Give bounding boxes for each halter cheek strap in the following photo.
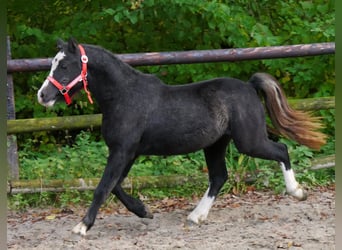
[47,45,93,105]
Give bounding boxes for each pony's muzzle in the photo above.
[37,87,57,107]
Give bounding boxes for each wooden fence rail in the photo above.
[7,175,208,194]
[7,42,335,72]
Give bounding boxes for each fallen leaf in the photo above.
[231,203,240,208]
[45,214,56,220]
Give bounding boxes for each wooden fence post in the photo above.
[7,36,19,180]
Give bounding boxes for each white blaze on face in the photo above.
[37,51,66,107]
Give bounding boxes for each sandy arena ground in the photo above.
[8,186,335,250]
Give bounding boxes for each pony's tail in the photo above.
[249,72,327,150]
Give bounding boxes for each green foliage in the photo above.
[8,190,94,210]
[130,152,205,177]
[18,131,206,181]
[19,131,108,180]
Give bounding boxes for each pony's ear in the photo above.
[56,38,64,50]
[67,37,78,53]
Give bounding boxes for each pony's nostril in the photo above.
[40,92,44,98]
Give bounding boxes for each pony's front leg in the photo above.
[72,150,129,236]
[112,184,153,218]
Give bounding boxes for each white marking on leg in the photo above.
[187,188,215,224]
[280,162,307,201]
[72,221,87,236]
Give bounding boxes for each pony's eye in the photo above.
[61,63,67,69]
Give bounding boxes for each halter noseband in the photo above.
[47,45,93,105]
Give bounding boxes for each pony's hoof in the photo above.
[289,185,307,201]
[72,222,88,236]
[185,219,198,227]
[144,207,154,219]
[187,212,206,225]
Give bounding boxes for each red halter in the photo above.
[47,45,93,105]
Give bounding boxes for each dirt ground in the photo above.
[7,186,335,250]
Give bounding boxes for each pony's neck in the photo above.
[85,44,141,80]
[82,44,144,106]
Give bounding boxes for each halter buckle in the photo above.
[60,88,68,95]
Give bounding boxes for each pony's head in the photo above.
[37,38,92,107]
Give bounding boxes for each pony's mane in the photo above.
[83,44,142,77]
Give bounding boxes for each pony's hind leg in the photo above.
[234,132,307,201]
[187,136,230,224]
[257,141,306,201]
[230,98,307,201]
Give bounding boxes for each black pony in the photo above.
[37,39,326,236]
